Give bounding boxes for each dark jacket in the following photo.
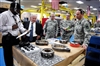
[23,21,43,36]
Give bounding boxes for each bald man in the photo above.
[23,14,43,42]
[74,9,91,49]
[43,13,58,39]
[60,13,74,41]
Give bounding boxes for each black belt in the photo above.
[0,43,2,46]
[2,34,20,45]
[3,34,17,38]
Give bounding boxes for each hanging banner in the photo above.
[42,18,48,27]
[98,10,100,18]
[51,0,59,10]
[87,5,90,16]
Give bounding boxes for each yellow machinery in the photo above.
[21,0,96,23]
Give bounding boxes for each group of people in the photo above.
[0,2,98,66]
[44,9,91,49]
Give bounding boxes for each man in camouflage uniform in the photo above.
[43,13,58,39]
[74,9,91,49]
[60,13,74,41]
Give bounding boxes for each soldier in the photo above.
[60,13,74,41]
[73,9,91,49]
[43,13,58,39]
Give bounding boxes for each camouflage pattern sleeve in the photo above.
[60,20,64,30]
[68,21,74,32]
[83,20,91,45]
[55,20,58,37]
[43,19,48,34]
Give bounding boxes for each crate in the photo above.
[85,36,100,66]
[86,47,100,62]
[85,58,100,66]
[89,36,100,45]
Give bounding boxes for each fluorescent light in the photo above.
[90,6,93,8]
[74,7,79,10]
[91,12,94,14]
[93,8,97,10]
[31,5,37,8]
[49,0,52,2]
[76,1,84,4]
[0,1,11,3]
[38,3,42,5]
[62,3,68,6]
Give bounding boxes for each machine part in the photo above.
[35,40,48,45]
[20,44,40,54]
[16,45,64,66]
[28,45,35,50]
[19,41,30,47]
[52,44,70,52]
[41,48,54,58]
[70,41,80,47]
[59,40,68,44]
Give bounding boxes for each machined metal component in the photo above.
[20,44,40,54]
[52,44,70,52]
[59,40,68,44]
[19,41,30,47]
[35,40,48,45]
[41,48,54,58]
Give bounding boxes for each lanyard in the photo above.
[12,16,18,25]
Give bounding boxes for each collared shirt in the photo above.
[43,18,58,39]
[0,14,2,32]
[60,19,74,32]
[74,18,91,44]
[0,10,26,36]
[27,22,37,37]
[43,18,58,36]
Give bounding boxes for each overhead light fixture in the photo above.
[91,12,94,14]
[49,0,52,2]
[62,3,68,7]
[76,1,84,4]
[55,12,61,14]
[1,0,12,3]
[38,3,42,5]
[31,5,37,8]
[62,11,66,13]
[90,6,93,8]
[74,7,79,10]
[93,8,97,10]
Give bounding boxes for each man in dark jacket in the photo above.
[23,14,43,42]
